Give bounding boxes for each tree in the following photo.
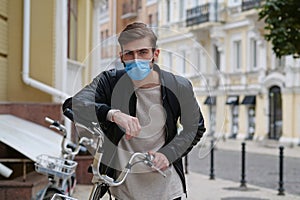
[258,0,300,58]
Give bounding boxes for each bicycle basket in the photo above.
[35,154,78,179]
[51,193,78,200]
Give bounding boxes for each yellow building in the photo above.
[0,0,101,197]
[0,0,101,103]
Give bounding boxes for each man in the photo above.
[63,22,205,200]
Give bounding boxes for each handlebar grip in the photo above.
[145,153,167,177]
[63,108,74,122]
[45,117,55,124]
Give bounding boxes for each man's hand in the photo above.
[148,151,170,171]
[113,111,141,140]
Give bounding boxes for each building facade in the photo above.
[158,0,300,145]
[97,0,300,145]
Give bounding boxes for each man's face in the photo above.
[120,38,159,64]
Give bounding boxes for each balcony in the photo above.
[186,3,210,27]
[186,2,223,27]
[242,0,262,11]
[121,0,138,19]
[227,0,262,14]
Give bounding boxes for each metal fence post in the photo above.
[240,142,247,188]
[209,139,215,180]
[278,146,285,195]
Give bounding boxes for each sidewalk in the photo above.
[72,139,300,199]
[199,137,300,158]
[186,172,300,200]
[72,172,300,200]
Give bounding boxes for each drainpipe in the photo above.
[22,0,69,101]
[23,0,72,138]
[112,0,117,55]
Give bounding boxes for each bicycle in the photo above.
[61,108,167,200]
[34,116,92,200]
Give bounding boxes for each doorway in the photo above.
[268,86,282,140]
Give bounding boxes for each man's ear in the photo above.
[153,48,160,62]
[119,52,123,60]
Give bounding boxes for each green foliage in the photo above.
[258,0,300,58]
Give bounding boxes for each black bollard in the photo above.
[209,140,215,180]
[185,155,188,174]
[278,146,285,195]
[240,142,247,188]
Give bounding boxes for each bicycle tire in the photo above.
[90,185,103,200]
[43,188,63,200]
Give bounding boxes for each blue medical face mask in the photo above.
[124,58,153,80]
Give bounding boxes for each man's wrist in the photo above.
[107,109,121,122]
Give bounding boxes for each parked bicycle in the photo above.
[57,108,167,200]
[34,117,92,200]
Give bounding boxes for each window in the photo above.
[163,51,173,70]
[231,105,239,138]
[67,0,78,60]
[180,50,186,74]
[247,106,255,139]
[105,29,109,38]
[179,0,185,19]
[101,31,104,57]
[214,45,220,70]
[196,49,201,71]
[166,0,170,22]
[275,57,285,69]
[149,14,153,26]
[138,0,142,9]
[100,0,109,13]
[250,38,257,69]
[233,40,241,70]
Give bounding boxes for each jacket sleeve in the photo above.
[63,71,114,125]
[158,77,206,163]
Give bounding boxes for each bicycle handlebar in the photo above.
[45,116,92,158]
[93,152,166,187]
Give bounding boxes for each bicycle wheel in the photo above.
[90,185,104,200]
[43,188,63,200]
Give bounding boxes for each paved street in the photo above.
[188,138,300,196]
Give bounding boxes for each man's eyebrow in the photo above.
[122,47,152,52]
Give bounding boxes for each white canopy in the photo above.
[0,114,62,162]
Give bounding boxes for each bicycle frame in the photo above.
[73,119,166,200]
[61,108,167,200]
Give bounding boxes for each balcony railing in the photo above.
[122,0,138,19]
[242,0,261,11]
[186,3,210,27]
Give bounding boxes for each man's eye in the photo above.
[139,50,149,54]
[124,51,133,56]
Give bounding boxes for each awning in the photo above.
[226,96,239,105]
[241,95,256,105]
[0,115,63,162]
[204,96,216,105]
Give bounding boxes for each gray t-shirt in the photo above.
[110,85,183,200]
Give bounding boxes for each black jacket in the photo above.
[63,64,206,195]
